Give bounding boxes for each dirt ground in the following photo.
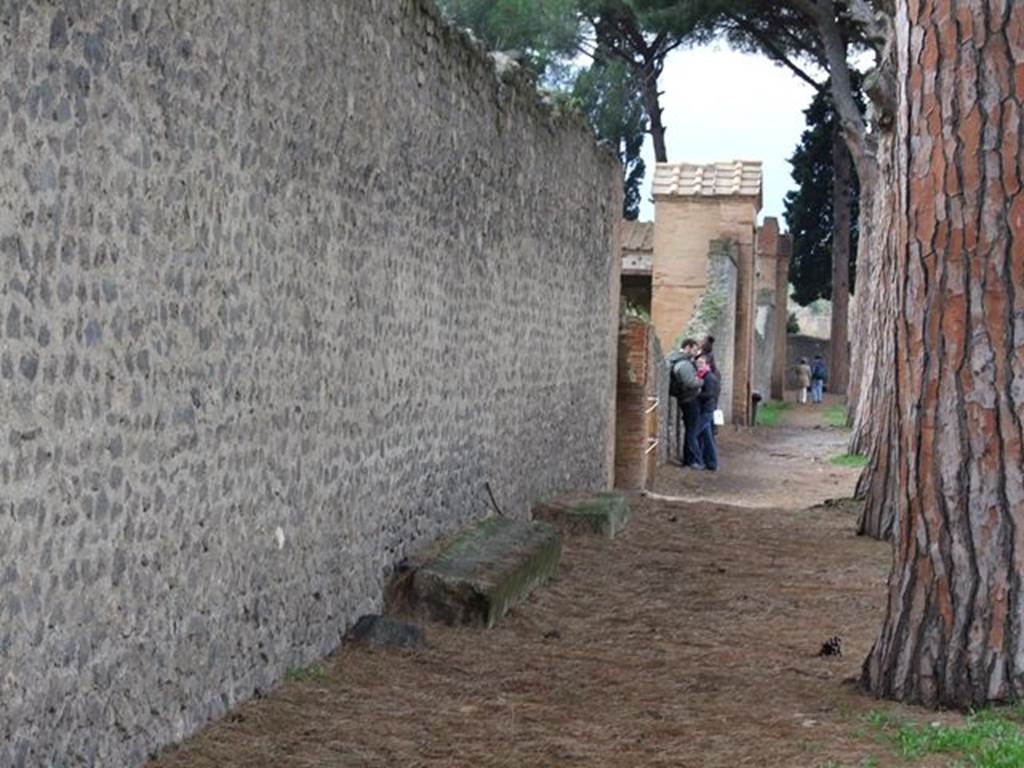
[151,399,960,768]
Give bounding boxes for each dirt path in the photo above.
[151,404,953,768]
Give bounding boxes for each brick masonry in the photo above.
[614,317,657,489]
[650,167,760,425]
[754,217,789,401]
[0,1,620,764]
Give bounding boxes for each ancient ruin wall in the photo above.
[684,240,738,424]
[0,1,620,764]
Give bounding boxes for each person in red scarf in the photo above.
[694,354,719,471]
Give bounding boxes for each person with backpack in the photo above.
[666,338,704,467]
[810,354,828,404]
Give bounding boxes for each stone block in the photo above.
[533,491,630,538]
[347,615,427,650]
[410,517,561,628]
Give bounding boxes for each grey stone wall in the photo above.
[684,239,737,424]
[787,334,832,389]
[753,287,776,398]
[0,1,619,765]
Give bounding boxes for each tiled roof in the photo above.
[621,220,653,253]
[652,161,762,205]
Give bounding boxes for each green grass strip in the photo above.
[823,403,849,428]
[829,452,869,468]
[755,400,790,427]
[866,708,1024,767]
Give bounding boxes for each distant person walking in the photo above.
[667,338,703,467]
[694,354,719,471]
[795,357,812,404]
[810,354,828,404]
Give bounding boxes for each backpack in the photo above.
[669,358,701,402]
[812,360,827,381]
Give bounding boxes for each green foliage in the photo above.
[286,663,328,682]
[437,0,696,214]
[755,400,790,427]
[784,81,863,306]
[573,58,648,219]
[786,311,800,334]
[438,0,581,76]
[684,279,727,340]
[829,452,868,467]
[867,708,1024,767]
[823,403,848,428]
[622,297,652,322]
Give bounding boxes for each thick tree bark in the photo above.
[849,129,899,540]
[829,129,852,395]
[862,0,1024,708]
[831,0,899,541]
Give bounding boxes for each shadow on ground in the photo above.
[150,402,956,768]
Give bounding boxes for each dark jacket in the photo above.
[666,350,701,403]
[697,370,720,413]
[811,359,828,381]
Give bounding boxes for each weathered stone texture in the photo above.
[753,218,790,402]
[684,240,737,424]
[533,491,629,538]
[0,1,618,765]
[408,516,561,627]
[650,179,760,424]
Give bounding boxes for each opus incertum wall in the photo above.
[0,1,620,764]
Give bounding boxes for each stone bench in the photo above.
[408,516,561,628]
[532,491,630,538]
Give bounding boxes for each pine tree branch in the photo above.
[725,12,824,92]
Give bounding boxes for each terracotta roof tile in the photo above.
[621,220,654,253]
[652,161,763,206]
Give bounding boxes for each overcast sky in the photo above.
[638,44,818,226]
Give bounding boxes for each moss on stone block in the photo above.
[410,517,561,628]
[533,491,630,539]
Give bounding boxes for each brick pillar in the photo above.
[615,318,657,490]
[771,233,792,401]
[754,218,780,400]
[730,223,758,425]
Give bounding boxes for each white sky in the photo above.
[638,44,818,225]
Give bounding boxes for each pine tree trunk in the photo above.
[829,130,852,395]
[640,64,667,163]
[850,127,900,541]
[862,1,1024,707]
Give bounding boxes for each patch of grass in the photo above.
[829,453,870,468]
[866,708,1024,767]
[755,400,790,427]
[286,663,328,682]
[824,403,849,428]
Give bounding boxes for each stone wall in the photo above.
[0,1,620,765]
[650,194,758,425]
[770,232,791,400]
[787,335,832,389]
[684,240,738,425]
[753,286,774,398]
